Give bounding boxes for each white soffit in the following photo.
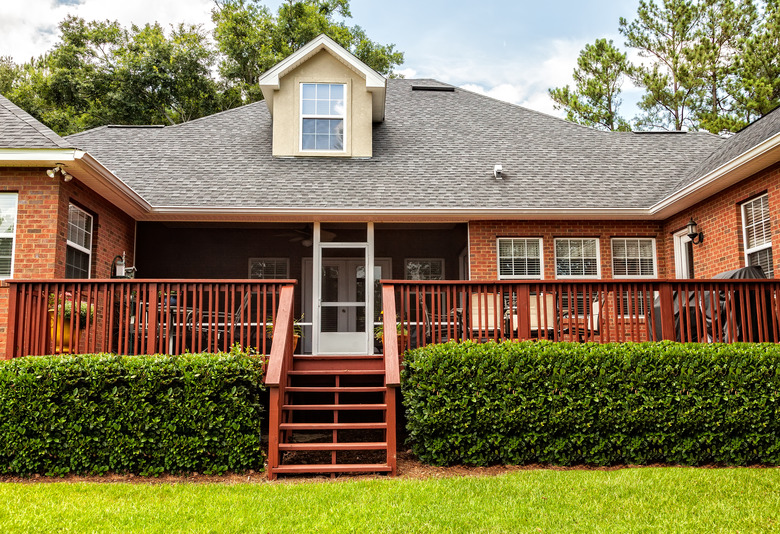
[258,34,387,122]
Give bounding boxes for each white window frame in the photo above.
[404,258,445,280]
[610,238,658,279]
[66,203,93,279]
[554,238,601,279]
[741,193,773,276]
[299,82,347,153]
[0,193,18,280]
[496,237,543,279]
[248,258,290,279]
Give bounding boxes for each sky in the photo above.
[0,0,643,119]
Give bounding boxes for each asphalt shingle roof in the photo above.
[66,79,726,211]
[0,94,71,149]
[671,105,780,194]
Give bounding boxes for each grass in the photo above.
[1,468,778,533]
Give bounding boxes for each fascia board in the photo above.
[650,131,780,219]
[0,148,78,164]
[142,206,652,222]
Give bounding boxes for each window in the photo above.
[0,193,18,278]
[555,238,600,278]
[611,238,657,278]
[248,258,289,279]
[742,194,773,277]
[497,238,542,279]
[301,83,345,151]
[405,258,444,280]
[65,204,93,279]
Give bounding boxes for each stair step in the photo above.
[279,422,387,430]
[279,442,387,451]
[286,386,386,393]
[288,370,384,376]
[272,464,392,474]
[294,355,382,360]
[293,355,383,371]
[283,403,387,411]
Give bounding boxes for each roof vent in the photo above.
[411,85,455,92]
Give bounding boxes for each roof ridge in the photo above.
[0,93,72,148]
[168,101,267,128]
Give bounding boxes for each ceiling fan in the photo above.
[274,224,336,246]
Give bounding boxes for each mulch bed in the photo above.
[0,452,764,485]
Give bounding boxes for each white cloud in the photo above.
[0,0,214,63]
[395,67,417,79]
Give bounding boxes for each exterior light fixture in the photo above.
[686,218,704,245]
[46,164,72,182]
[493,164,503,179]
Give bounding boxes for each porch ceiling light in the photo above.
[686,218,704,245]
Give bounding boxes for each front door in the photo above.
[312,223,375,355]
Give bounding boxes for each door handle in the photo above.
[341,308,346,313]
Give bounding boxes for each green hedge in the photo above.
[402,341,780,466]
[0,349,266,476]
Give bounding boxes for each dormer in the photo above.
[258,34,387,158]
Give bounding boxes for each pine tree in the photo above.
[548,39,633,131]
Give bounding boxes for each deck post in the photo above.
[5,282,18,359]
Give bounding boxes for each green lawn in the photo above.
[1,468,778,533]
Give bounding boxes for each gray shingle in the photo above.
[671,105,780,194]
[66,79,725,211]
[0,94,72,149]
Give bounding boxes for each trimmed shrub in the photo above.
[0,349,266,476]
[402,340,780,466]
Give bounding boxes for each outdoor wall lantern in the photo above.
[686,218,704,245]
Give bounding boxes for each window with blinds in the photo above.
[742,194,773,277]
[404,258,444,280]
[497,238,542,279]
[248,258,289,279]
[0,193,18,278]
[66,204,93,279]
[555,238,600,278]
[611,238,657,278]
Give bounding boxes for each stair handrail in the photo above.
[264,283,296,478]
[381,284,401,387]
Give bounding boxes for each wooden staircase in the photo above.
[265,286,401,479]
[269,354,396,477]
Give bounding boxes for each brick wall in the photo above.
[469,220,667,280]
[660,161,780,278]
[0,167,136,356]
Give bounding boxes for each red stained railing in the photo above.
[264,284,296,479]
[381,279,780,350]
[5,279,296,358]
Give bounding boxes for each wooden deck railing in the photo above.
[382,279,780,350]
[5,279,296,358]
[264,284,296,479]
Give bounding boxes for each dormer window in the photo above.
[301,83,346,151]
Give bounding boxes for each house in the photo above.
[1,34,779,476]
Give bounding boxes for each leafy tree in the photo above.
[548,39,633,131]
[212,0,404,103]
[620,0,704,130]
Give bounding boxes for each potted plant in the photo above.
[374,312,408,353]
[266,314,304,351]
[48,292,94,353]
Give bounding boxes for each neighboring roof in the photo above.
[0,94,72,149]
[671,105,780,194]
[258,34,387,122]
[66,78,724,216]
